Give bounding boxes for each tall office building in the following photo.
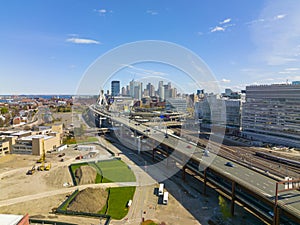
[111,81,120,97]
[121,87,126,96]
[146,83,155,96]
[158,81,165,100]
[242,83,300,147]
[129,80,143,100]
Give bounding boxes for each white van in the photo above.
[158,183,164,196]
[163,192,169,205]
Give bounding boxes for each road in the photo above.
[90,105,300,223]
[0,181,137,208]
[97,136,158,224]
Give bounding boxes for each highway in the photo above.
[177,128,300,179]
[90,104,300,224]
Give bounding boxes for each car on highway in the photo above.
[225,162,234,167]
[58,153,65,157]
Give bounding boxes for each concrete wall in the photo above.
[32,137,43,155]
[32,134,61,155]
[0,140,10,156]
[5,136,17,153]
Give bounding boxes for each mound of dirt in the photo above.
[75,165,97,185]
[45,166,72,188]
[68,188,108,213]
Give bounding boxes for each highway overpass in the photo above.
[89,104,300,225]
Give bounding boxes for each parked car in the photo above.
[225,162,234,167]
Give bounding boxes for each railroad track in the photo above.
[173,128,300,179]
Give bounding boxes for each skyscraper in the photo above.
[158,81,165,100]
[146,82,155,96]
[129,80,143,100]
[111,81,120,97]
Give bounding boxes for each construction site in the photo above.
[0,134,268,225]
[0,109,271,225]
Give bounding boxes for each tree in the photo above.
[0,107,8,114]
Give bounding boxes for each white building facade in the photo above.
[242,83,300,148]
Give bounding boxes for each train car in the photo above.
[255,151,300,168]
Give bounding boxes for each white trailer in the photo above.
[163,191,168,205]
[158,183,164,196]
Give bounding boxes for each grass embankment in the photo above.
[58,187,135,220]
[100,186,136,220]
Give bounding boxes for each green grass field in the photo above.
[69,159,136,185]
[95,159,136,183]
[105,186,136,220]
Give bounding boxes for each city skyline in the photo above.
[108,79,179,100]
[1,1,300,94]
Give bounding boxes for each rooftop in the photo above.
[0,214,23,225]
[19,135,54,141]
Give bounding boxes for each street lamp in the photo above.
[137,136,141,154]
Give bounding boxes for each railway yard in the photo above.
[173,128,300,180]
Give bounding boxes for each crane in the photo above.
[37,140,51,171]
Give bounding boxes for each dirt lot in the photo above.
[0,135,261,225]
[68,187,108,213]
[75,165,97,185]
[0,151,77,201]
[0,193,101,225]
[45,165,73,188]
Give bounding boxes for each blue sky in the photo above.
[1,0,300,94]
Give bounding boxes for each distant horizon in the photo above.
[2,80,300,96]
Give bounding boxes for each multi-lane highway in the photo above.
[90,104,300,225]
[176,128,300,179]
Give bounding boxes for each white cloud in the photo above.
[285,67,299,71]
[278,67,300,74]
[66,38,100,44]
[146,10,158,15]
[211,26,225,32]
[223,23,235,28]
[220,18,231,24]
[250,0,300,65]
[210,19,234,33]
[95,9,112,15]
[98,9,106,13]
[121,64,167,76]
[221,78,231,83]
[274,14,287,20]
[278,71,293,74]
[246,18,265,25]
